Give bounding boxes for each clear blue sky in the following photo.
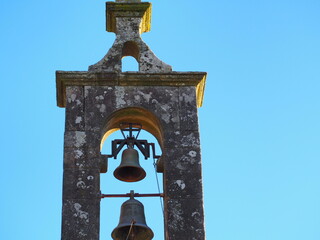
[1,0,320,239]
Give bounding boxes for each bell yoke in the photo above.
[107,122,160,182]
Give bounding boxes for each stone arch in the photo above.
[122,41,140,61]
[100,107,164,151]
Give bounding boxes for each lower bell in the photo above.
[111,197,154,240]
[113,148,146,182]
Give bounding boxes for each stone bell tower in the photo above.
[56,0,207,239]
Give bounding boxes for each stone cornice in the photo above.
[56,71,207,108]
[106,2,152,33]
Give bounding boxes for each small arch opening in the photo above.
[121,41,140,72]
[122,41,139,60]
[122,56,139,72]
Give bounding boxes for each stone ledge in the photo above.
[56,71,207,108]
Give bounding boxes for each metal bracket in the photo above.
[107,122,161,160]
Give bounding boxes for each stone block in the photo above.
[64,131,86,148]
[163,130,201,149]
[62,169,100,200]
[163,147,203,199]
[63,147,85,169]
[62,199,100,240]
[179,86,199,131]
[65,86,85,131]
[163,146,202,171]
[161,129,181,149]
[164,172,203,199]
[165,198,205,240]
[85,130,103,148]
[112,86,137,110]
[63,147,102,170]
[84,86,115,132]
[109,86,180,130]
[84,85,182,136]
[143,86,180,130]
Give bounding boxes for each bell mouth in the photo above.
[111,198,154,240]
[113,166,146,182]
[111,225,154,240]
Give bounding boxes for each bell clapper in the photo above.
[126,219,136,240]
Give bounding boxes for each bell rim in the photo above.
[111,224,154,239]
[113,166,146,182]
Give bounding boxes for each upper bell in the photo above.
[111,197,154,240]
[113,148,146,182]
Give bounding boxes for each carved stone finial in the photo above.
[89,1,172,73]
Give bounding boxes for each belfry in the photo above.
[56,0,207,239]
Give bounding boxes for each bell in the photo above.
[111,197,154,240]
[113,148,146,182]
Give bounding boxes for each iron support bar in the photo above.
[101,193,164,199]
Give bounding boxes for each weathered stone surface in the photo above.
[62,169,100,200]
[65,86,85,131]
[64,131,87,149]
[63,147,102,170]
[85,130,103,148]
[107,1,150,33]
[163,147,203,199]
[56,71,206,108]
[164,147,202,172]
[179,86,199,131]
[85,86,181,132]
[64,147,85,169]
[166,199,205,240]
[163,130,201,149]
[165,173,203,200]
[90,2,171,73]
[137,86,180,130]
[84,86,115,132]
[62,199,100,240]
[89,16,171,72]
[115,0,142,4]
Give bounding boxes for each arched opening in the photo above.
[122,41,139,59]
[122,56,139,72]
[121,41,140,72]
[100,107,163,150]
[100,107,164,240]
